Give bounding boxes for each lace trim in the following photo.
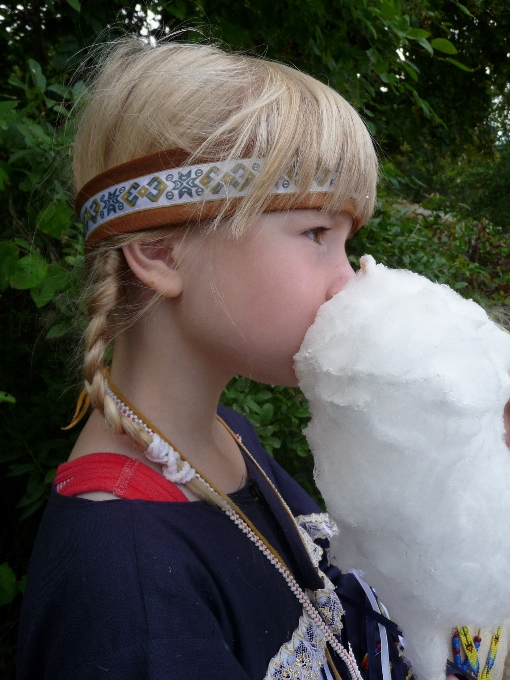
[298,525,324,569]
[308,587,344,637]
[295,513,339,542]
[264,608,328,680]
[265,513,345,679]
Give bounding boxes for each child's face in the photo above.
[176,209,355,387]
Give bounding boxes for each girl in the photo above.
[18,38,441,680]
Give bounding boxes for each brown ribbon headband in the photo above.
[76,148,360,247]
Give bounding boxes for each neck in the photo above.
[73,298,248,494]
[111,319,229,458]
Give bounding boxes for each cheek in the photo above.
[239,265,326,358]
[238,255,321,321]
[180,238,325,373]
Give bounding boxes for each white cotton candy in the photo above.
[294,255,510,680]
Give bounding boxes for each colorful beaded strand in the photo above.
[458,627,480,677]
[452,629,462,668]
[480,627,502,680]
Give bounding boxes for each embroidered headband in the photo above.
[75,147,359,246]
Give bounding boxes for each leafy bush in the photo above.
[435,143,510,232]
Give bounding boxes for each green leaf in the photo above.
[30,265,72,307]
[0,391,16,404]
[406,28,430,39]
[13,238,32,251]
[8,464,35,477]
[167,0,188,19]
[259,403,274,426]
[456,2,474,17]
[431,38,458,55]
[15,121,52,147]
[44,468,57,484]
[380,1,399,20]
[0,100,18,114]
[265,436,281,450]
[47,83,71,98]
[28,59,46,91]
[8,76,28,93]
[417,38,433,55]
[244,397,261,414]
[365,120,376,135]
[402,63,419,82]
[36,202,74,238]
[66,0,81,11]
[45,322,70,339]
[16,485,47,508]
[0,563,19,606]
[0,100,18,129]
[0,242,18,291]
[10,253,47,290]
[446,58,472,72]
[52,105,70,117]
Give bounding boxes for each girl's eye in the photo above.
[305,227,329,244]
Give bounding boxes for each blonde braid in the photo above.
[83,246,151,449]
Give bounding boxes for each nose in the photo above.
[326,259,356,301]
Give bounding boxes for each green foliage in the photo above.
[350,195,510,304]
[0,63,86,678]
[0,563,25,606]
[0,391,15,403]
[435,143,510,232]
[1,0,509,183]
[0,60,85,339]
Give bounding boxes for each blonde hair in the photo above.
[74,37,378,498]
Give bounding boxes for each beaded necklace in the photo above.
[104,377,363,680]
[453,627,502,680]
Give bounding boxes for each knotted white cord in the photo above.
[145,433,195,484]
[105,384,196,485]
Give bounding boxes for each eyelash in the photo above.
[304,227,329,244]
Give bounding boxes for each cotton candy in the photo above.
[294,255,510,680]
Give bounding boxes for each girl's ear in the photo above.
[122,240,183,298]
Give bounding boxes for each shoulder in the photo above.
[19,490,234,676]
[25,490,149,601]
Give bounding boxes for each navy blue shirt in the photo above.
[17,407,411,680]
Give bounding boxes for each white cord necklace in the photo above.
[105,382,363,680]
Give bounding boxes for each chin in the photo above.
[241,362,299,388]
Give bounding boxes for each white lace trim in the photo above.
[295,513,339,542]
[308,587,344,637]
[265,513,345,680]
[264,608,328,680]
[298,525,325,569]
